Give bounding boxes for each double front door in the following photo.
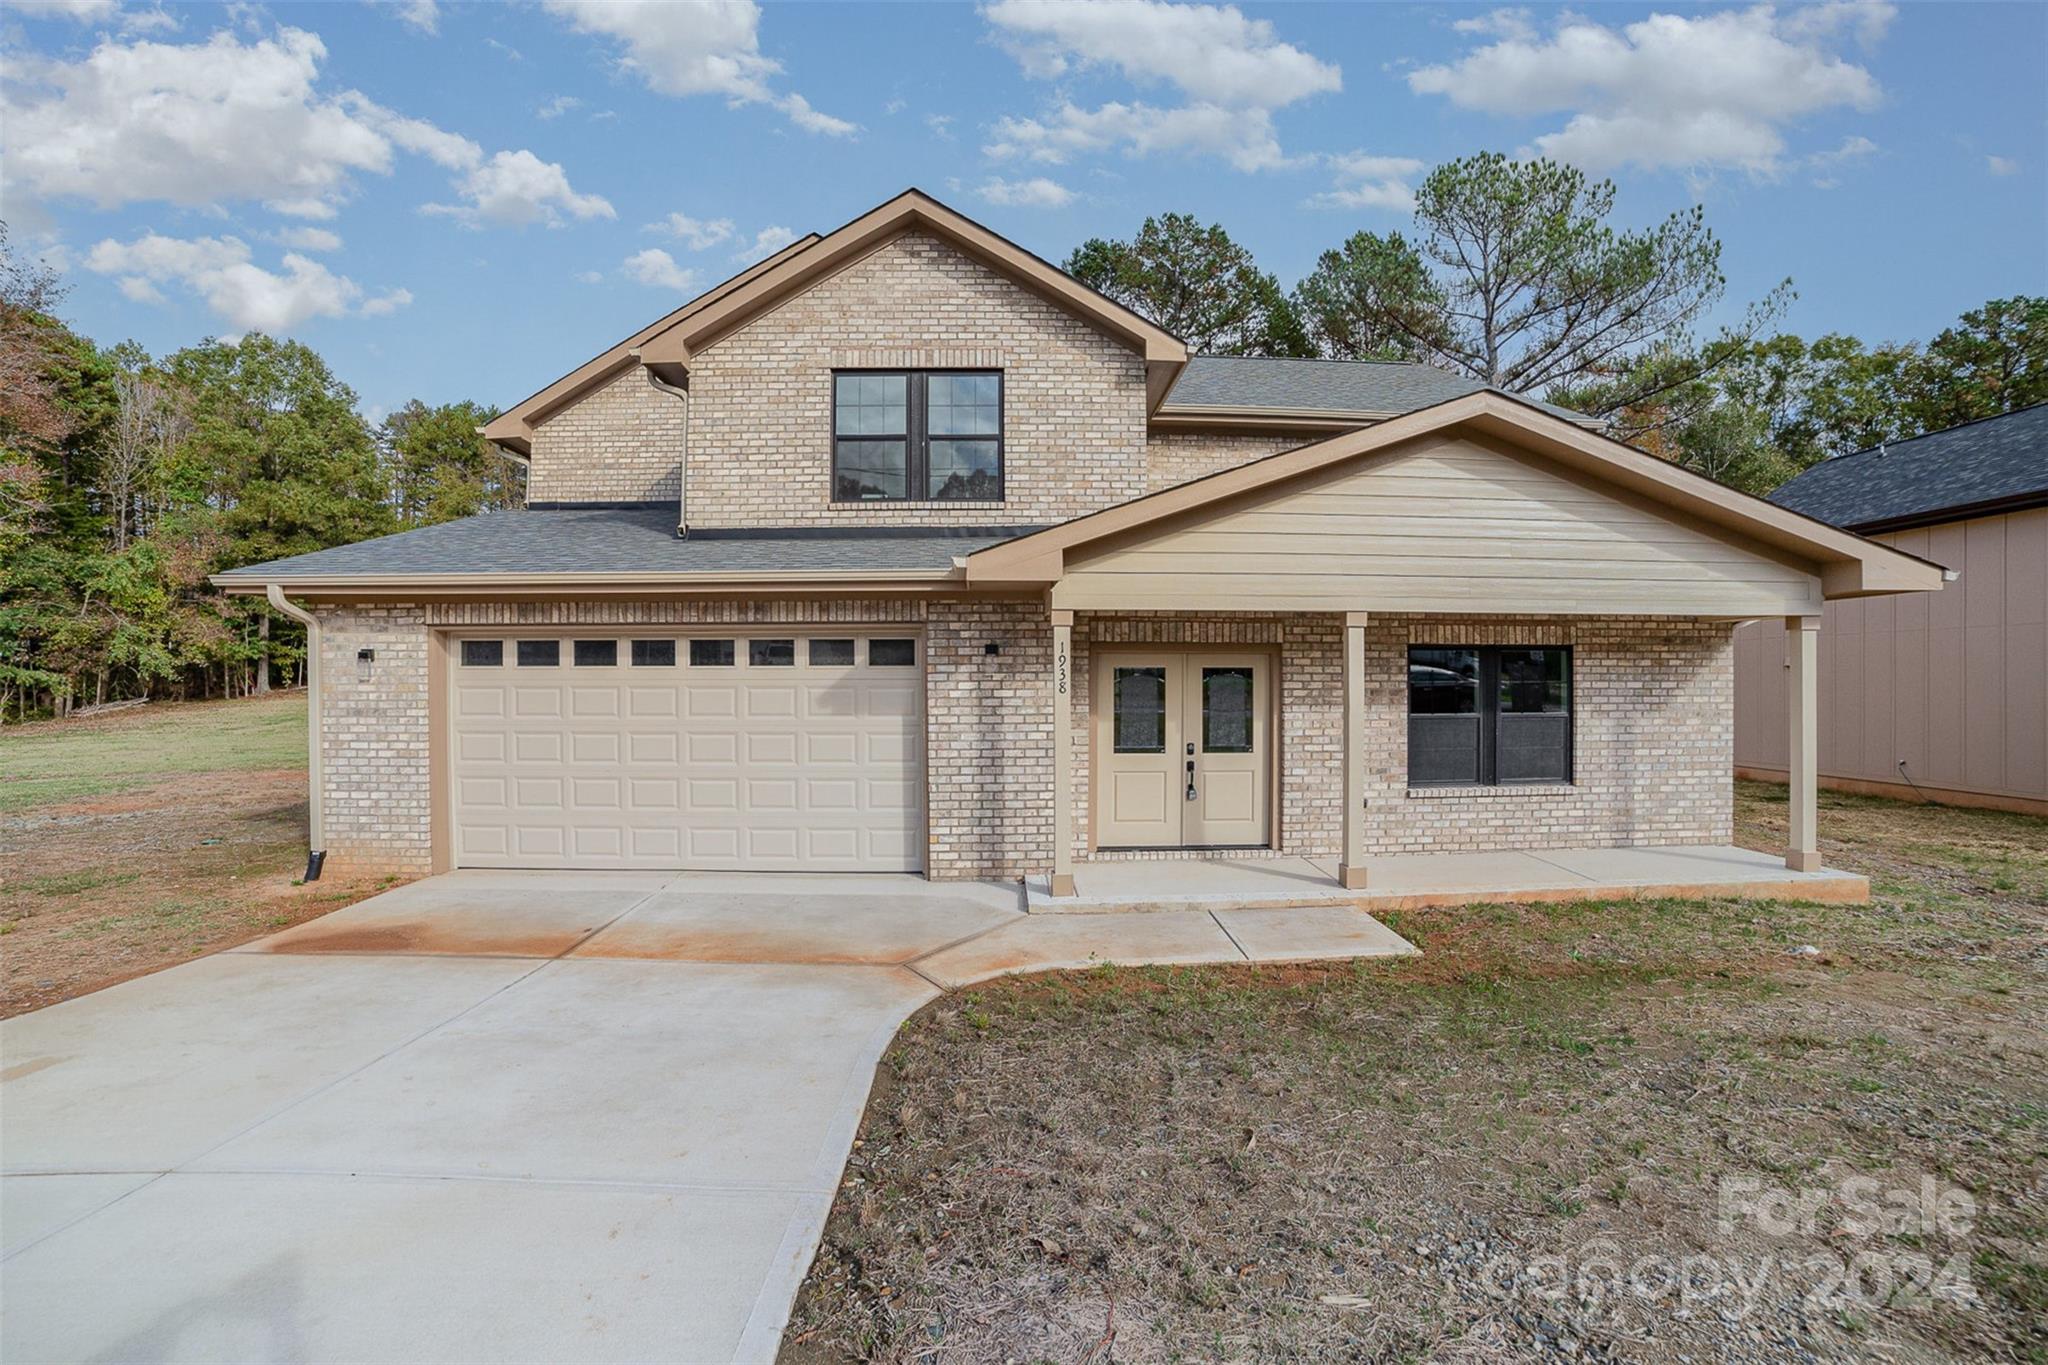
[1094,651,1272,849]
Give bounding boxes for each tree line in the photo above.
[4,153,2041,720]
[1069,154,2044,495]
[0,227,518,721]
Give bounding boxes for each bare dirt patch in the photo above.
[783,787,2047,1363]
[1,696,400,1016]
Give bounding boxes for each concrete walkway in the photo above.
[0,872,1414,1363]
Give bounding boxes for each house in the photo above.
[215,189,1945,894]
[1734,406,2047,815]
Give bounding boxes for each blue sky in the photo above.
[5,0,2044,421]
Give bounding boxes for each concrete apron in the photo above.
[0,871,1415,1365]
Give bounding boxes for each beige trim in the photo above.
[968,391,1947,600]
[428,631,452,875]
[628,190,1188,409]
[265,585,322,855]
[481,233,823,451]
[1786,615,1821,871]
[1051,614,1075,897]
[1338,612,1368,888]
[216,568,966,598]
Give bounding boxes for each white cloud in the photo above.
[982,0,1338,171]
[732,226,798,264]
[6,0,119,19]
[1409,5,1893,175]
[976,176,1076,208]
[926,113,955,139]
[118,6,180,34]
[1987,155,2018,176]
[84,232,403,331]
[1451,8,1535,42]
[986,101,1292,173]
[394,0,439,35]
[536,94,581,120]
[1307,151,1426,210]
[541,0,856,136]
[575,269,605,284]
[647,212,736,250]
[0,27,612,226]
[271,226,343,251]
[622,247,698,292]
[425,149,616,227]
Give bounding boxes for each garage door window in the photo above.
[517,640,559,667]
[631,640,676,667]
[461,640,502,667]
[573,640,618,667]
[870,638,916,667]
[809,638,856,666]
[749,639,796,667]
[690,639,735,667]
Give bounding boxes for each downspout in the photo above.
[643,366,690,538]
[266,584,326,882]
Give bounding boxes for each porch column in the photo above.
[1050,609,1076,897]
[1338,612,1369,889]
[1785,614,1821,872]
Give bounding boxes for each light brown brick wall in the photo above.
[528,366,684,505]
[1143,431,1309,491]
[685,230,1148,528]
[311,597,1731,879]
[316,603,433,874]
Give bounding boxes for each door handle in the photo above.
[1185,757,1197,802]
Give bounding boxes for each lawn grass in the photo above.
[1,693,394,1015]
[0,694,308,812]
[785,785,2048,1364]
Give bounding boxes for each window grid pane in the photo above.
[1201,667,1254,753]
[631,639,675,667]
[516,640,559,667]
[809,638,856,666]
[1113,667,1167,753]
[573,639,617,667]
[869,638,916,667]
[460,640,503,667]
[749,638,796,667]
[689,639,735,667]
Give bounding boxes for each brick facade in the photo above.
[309,600,1731,879]
[1144,431,1309,491]
[682,230,1149,528]
[528,367,685,505]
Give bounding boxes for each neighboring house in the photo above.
[1734,406,2048,815]
[215,190,1943,891]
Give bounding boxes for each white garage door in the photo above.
[449,632,924,871]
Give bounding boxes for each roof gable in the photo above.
[969,391,1947,602]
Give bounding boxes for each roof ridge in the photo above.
[1806,401,2048,469]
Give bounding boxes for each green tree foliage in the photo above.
[1905,296,2047,431]
[1065,213,1312,356]
[1292,154,1787,417]
[383,398,518,527]
[0,228,516,720]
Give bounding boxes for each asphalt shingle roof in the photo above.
[1766,404,2048,531]
[1162,354,1595,424]
[219,507,1035,580]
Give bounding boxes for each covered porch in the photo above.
[1026,842,1867,914]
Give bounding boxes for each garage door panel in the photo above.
[453,633,924,872]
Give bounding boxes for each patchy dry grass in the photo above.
[785,785,2047,1364]
[0,694,400,1017]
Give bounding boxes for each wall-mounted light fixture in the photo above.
[356,647,375,682]
[984,642,1002,656]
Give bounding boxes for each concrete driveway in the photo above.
[2,871,1412,1362]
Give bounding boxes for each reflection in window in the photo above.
[749,639,796,667]
[1407,647,1479,714]
[1499,648,1570,713]
[1202,667,1254,752]
[809,638,856,666]
[631,640,676,667]
[1113,667,1167,753]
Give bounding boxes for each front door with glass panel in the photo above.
[1094,651,1271,849]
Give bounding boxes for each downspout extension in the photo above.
[644,367,690,539]
[266,584,326,882]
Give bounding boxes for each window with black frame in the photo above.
[1407,646,1571,785]
[833,370,1001,502]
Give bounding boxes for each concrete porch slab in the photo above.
[1215,905,1422,964]
[1029,844,1867,914]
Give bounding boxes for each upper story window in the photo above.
[833,370,1003,503]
